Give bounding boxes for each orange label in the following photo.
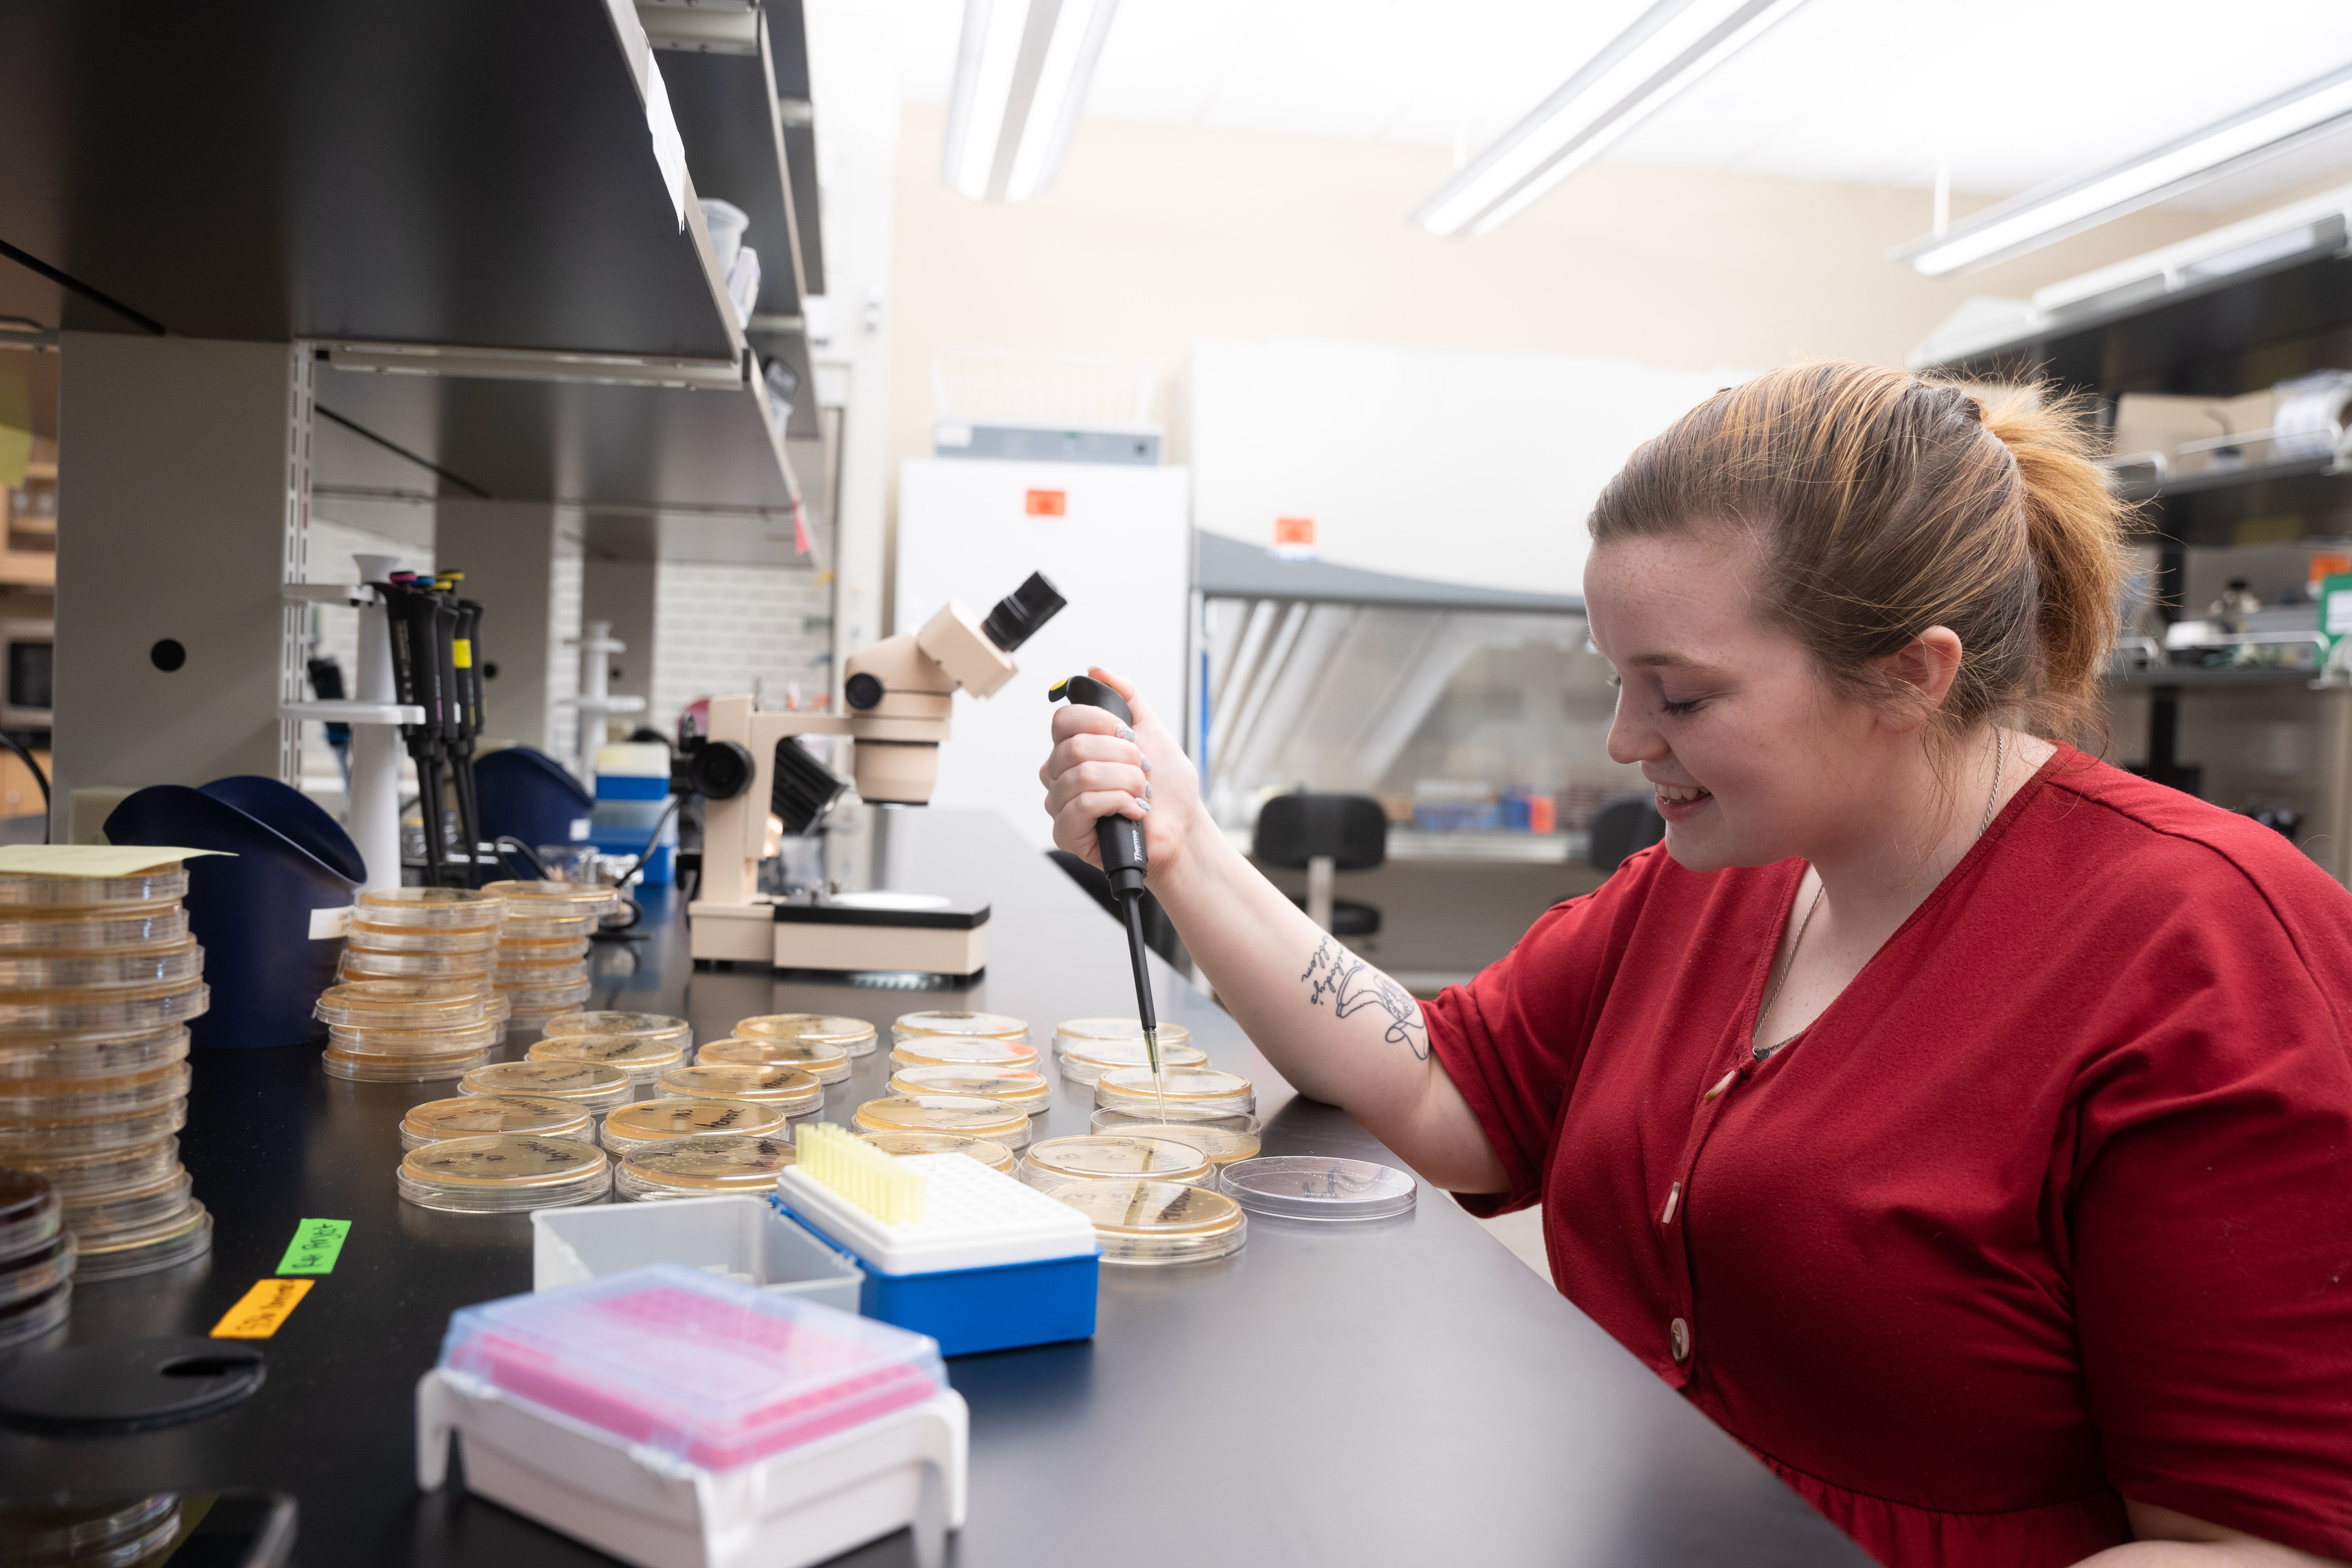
[211,1278,313,1339]
[1273,516,1316,548]
[1025,489,1066,517]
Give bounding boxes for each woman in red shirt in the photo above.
[1040,362,2352,1568]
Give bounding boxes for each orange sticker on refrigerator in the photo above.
[1025,489,1066,516]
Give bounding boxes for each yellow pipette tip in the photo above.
[795,1120,927,1224]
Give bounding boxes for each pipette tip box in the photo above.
[416,1263,966,1568]
[774,1152,1099,1357]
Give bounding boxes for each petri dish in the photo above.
[354,886,504,928]
[852,1094,1033,1151]
[1037,1177,1247,1265]
[321,1046,491,1083]
[735,1014,878,1057]
[0,904,188,949]
[73,1201,212,1280]
[0,1061,190,1121]
[8,1135,179,1198]
[1088,1107,1263,1165]
[0,939,204,992]
[0,1024,190,1082]
[501,915,599,940]
[859,1131,1017,1174]
[890,1010,1027,1045]
[62,1168,193,1235]
[655,1064,822,1117]
[495,936,591,960]
[1217,1156,1418,1221]
[616,1134,795,1201]
[527,1034,688,1081]
[0,864,185,907]
[886,1065,1050,1115]
[326,1020,501,1058]
[1021,1135,1211,1189]
[0,1493,180,1566]
[401,1094,593,1151]
[0,1099,187,1159]
[347,921,503,953]
[0,1230,75,1307]
[0,1166,60,1259]
[0,1277,73,1350]
[341,946,496,978]
[538,1011,691,1050]
[1095,1066,1256,1115]
[459,1059,634,1111]
[695,1036,851,1084]
[479,879,619,914]
[889,1035,1038,1070]
[499,980,594,1010]
[399,1136,611,1213]
[601,1097,786,1156]
[0,980,209,1037]
[314,977,490,1028]
[1055,1037,1207,1085]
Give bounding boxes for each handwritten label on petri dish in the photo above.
[211,1278,314,1339]
[275,1218,351,1276]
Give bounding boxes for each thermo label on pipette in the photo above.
[275,1218,351,1276]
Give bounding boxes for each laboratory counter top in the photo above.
[0,808,1863,1568]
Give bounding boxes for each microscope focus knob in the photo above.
[688,740,756,800]
[844,672,884,710]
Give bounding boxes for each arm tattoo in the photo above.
[1301,936,1428,1059]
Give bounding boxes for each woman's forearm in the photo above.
[1152,815,1508,1192]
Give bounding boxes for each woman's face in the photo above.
[1584,530,1905,875]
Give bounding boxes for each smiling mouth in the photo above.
[1654,783,1710,804]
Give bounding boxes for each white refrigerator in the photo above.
[894,458,1191,850]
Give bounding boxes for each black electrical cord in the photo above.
[592,794,686,941]
[493,837,550,879]
[0,733,51,843]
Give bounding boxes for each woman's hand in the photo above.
[1039,667,1210,895]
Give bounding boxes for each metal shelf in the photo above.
[2109,663,2325,688]
[279,700,423,725]
[2118,455,2352,546]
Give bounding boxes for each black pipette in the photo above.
[1048,675,1163,1104]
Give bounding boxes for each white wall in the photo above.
[1191,339,1749,599]
[647,562,834,739]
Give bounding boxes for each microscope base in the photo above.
[689,899,991,977]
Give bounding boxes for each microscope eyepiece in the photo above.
[980,571,1066,653]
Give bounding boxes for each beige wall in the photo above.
[885,103,2262,496]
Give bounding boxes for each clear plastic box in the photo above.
[435,1263,944,1471]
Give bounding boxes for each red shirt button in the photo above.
[1670,1317,1692,1362]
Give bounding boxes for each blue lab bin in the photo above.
[477,746,595,854]
[773,1198,1099,1357]
[105,776,365,1051]
[593,774,669,802]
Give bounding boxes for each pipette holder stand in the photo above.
[279,557,425,890]
[564,619,648,783]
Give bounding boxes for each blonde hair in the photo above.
[1588,361,2132,746]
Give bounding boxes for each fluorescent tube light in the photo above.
[1412,0,1810,238]
[941,0,1119,204]
[1895,63,2352,276]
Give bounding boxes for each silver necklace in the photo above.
[1751,728,2006,1062]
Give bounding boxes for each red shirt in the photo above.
[1426,749,2352,1567]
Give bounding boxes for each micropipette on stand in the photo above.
[1049,676,1165,1116]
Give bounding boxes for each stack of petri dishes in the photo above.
[890,1010,1028,1060]
[0,1167,74,1349]
[481,881,616,1031]
[0,861,213,1281]
[1051,1017,1202,1084]
[329,888,507,1082]
[734,1014,877,1061]
[527,1011,693,1090]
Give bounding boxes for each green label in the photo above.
[275,1218,351,1276]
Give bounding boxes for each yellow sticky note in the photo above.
[0,845,233,878]
[210,1278,313,1339]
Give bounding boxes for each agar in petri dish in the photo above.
[478,879,620,914]
[537,1011,691,1049]
[0,1024,190,1083]
[0,1100,188,1160]
[398,1136,611,1213]
[655,1064,822,1116]
[851,1094,1033,1151]
[1036,1177,1247,1265]
[615,1134,795,1201]
[327,1020,500,1058]
[1020,1135,1210,1189]
[886,1065,1050,1114]
[0,1061,190,1122]
[1087,1107,1262,1164]
[315,980,488,1029]
[890,1010,1027,1045]
[888,1035,1038,1070]
[734,1014,878,1057]
[0,1230,74,1307]
[71,1200,212,1280]
[525,1033,690,1080]
[1094,1066,1255,1115]
[0,904,188,949]
[0,940,205,993]
[321,1046,490,1083]
[346,922,502,953]
[355,886,505,927]
[0,1167,59,1261]
[601,1097,787,1156]
[401,1094,593,1151]
[858,1131,1017,1174]
[1054,1037,1207,1085]
[0,980,211,1038]
[0,1276,73,1349]
[458,1059,633,1111]
[60,1169,192,1236]
[341,946,497,978]
[0,865,186,907]
[6,1136,179,1198]
[696,1036,852,1083]
[1216,1156,1418,1221]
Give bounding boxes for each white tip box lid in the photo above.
[776,1154,1097,1276]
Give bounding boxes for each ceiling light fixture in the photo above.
[1895,62,2352,276]
[1411,0,1811,239]
[940,0,1120,204]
